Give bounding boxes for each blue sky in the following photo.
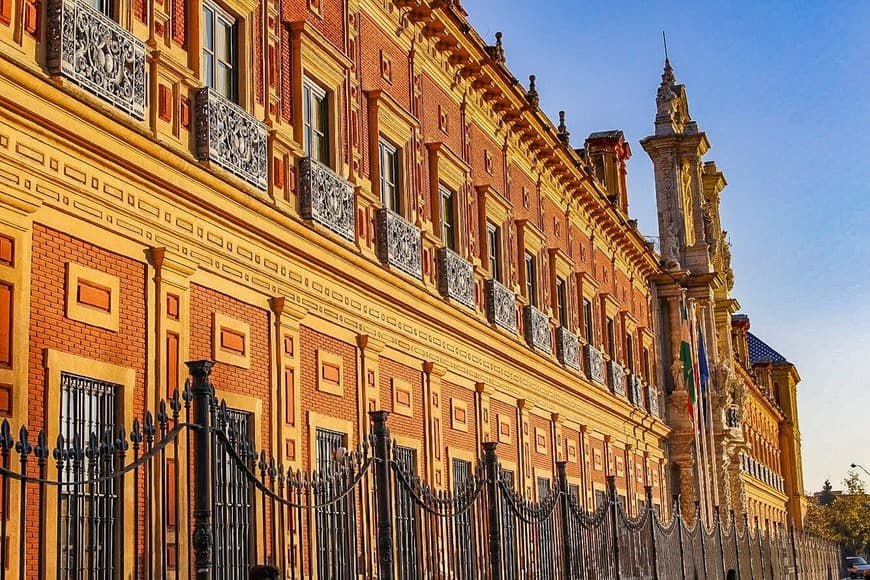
[461,0,870,493]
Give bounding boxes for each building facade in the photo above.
[0,0,806,574]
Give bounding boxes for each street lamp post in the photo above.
[850,463,870,478]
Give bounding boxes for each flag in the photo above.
[697,325,710,393]
[679,297,696,419]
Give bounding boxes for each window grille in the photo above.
[213,408,252,579]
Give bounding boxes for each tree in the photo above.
[806,472,870,557]
[819,479,835,506]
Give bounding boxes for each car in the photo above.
[846,556,870,579]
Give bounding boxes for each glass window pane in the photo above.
[203,7,214,51]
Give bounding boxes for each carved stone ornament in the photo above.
[628,374,643,407]
[485,279,517,333]
[377,208,422,279]
[298,157,355,242]
[607,360,625,396]
[556,327,580,371]
[195,87,268,190]
[646,385,660,417]
[46,0,146,120]
[583,344,605,384]
[437,247,475,310]
[523,305,551,354]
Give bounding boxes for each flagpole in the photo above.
[702,308,721,509]
[688,298,707,524]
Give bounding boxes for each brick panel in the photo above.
[359,14,410,107]
[171,0,186,45]
[440,380,477,475]
[528,413,552,473]
[420,74,461,158]
[378,358,425,467]
[490,397,518,465]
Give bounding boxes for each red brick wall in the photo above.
[188,283,272,452]
[379,358,425,467]
[420,74,462,158]
[490,398,519,466]
[298,326,358,470]
[360,14,410,107]
[28,224,148,575]
[528,414,552,475]
[440,380,477,476]
[171,0,186,46]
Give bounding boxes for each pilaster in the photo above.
[272,298,308,468]
[423,361,446,487]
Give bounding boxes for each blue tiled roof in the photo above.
[747,332,788,365]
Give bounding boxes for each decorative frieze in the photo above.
[583,344,605,384]
[298,157,355,242]
[437,248,475,310]
[646,385,660,417]
[556,327,580,371]
[195,88,268,190]
[377,208,421,279]
[523,305,551,354]
[607,360,625,396]
[485,279,516,334]
[46,0,146,120]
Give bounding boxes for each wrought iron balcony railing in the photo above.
[583,344,605,384]
[556,327,580,371]
[377,208,421,279]
[646,385,660,417]
[47,0,146,120]
[437,247,475,310]
[194,87,268,190]
[628,374,644,407]
[607,360,625,396]
[298,157,355,242]
[523,305,551,354]
[485,279,516,334]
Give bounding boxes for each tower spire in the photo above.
[661,31,676,86]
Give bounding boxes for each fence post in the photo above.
[789,523,799,580]
[607,475,620,580]
[697,501,707,579]
[646,486,659,580]
[675,495,687,580]
[555,461,573,579]
[484,442,503,580]
[370,410,394,580]
[186,360,215,580]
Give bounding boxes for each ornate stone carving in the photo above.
[556,327,580,371]
[377,208,421,279]
[523,305,551,354]
[583,344,604,384]
[607,360,625,396]
[628,374,643,407]
[298,157,355,242]
[46,0,146,120]
[195,88,268,190]
[437,247,475,310]
[485,279,516,333]
[646,384,660,417]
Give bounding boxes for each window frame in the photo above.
[487,222,502,282]
[555,277,568,327]
[439,184,456,250]
[606,316,616,359]
[524,252,537,308]
[583,298,594,344]
[378,138,401,214]
[303,79,331,166]
[201,0,239,102]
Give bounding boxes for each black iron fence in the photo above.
[0,361,840,579]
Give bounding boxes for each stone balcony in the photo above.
[485,279,516,334]
[298,157,355,242]
[377,208,421,279]
[607,360,625,396]
[583,344,605,384]
[646,385,660,417]
[628,374,643,407]
[556,327,580,371]
[437,247,475,310]
[47,0,146,120]
[194,88,268,190]
[523,305,551,354]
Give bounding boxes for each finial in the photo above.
[485,31,505,63]
[526,75,539,108]
[661,32,676,86]
[557,110,569,143]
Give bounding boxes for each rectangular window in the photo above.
[59,373,119,579]
[314,428,356,578]
[536,476,551,500]
[583,298,594,344]
[606,317,615,358]
[303,80,330,164]
[556,277,568,327]
[594,489,606,510]
[379,139,401,213]
[524,252,537,307]
[213,408,253,576]
[394,446,419,580]
[452,459,475,579]
[643,347,652,383]
[439,186,456,250]
[88,0,113,17]
[626,334,635,372]
[487,222,501,282]
[202,2,237,102]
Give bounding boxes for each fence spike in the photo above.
[170,388,182,419]
[52,433,66,464]
[182,378,193,406]
[115,427,129,454]
[35,430,49,462]
[0,420,12,452]
[143,410,156,439]
[157,399,169,431]
[15,426,32,458]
